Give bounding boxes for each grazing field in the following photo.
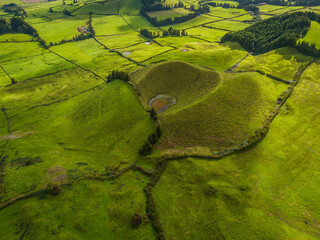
[236,47,314,81]
[0,33,32,42]
[268,6,304,15]
[92,15,134,35]
[31,15,89,43]
[205,20,251,31]
[0,0,320,239]
[50,39,139,77]
[1,52,74,82]
[146,8,192,21]
[300,21,320,49]
[187,26,229,42]
[144,42,247,71]
[95,32,147,49]
[72,0,120,15]
[0,67,11,86]
[258,4,284,13]
[0,42,47,62]
[207,6,247,18]
[0,80,154,200]
[118,42,173,63]
[0,67,104,116]
[161,15,221,29]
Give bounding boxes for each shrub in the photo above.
[150,108,158,122]
[156,125,162,138]
[131,213,142,228]
[46,182,61,196]
[139,141,153,156]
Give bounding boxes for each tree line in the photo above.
[142,1,184,11]
[140,27,187,38]
[221,11,320,57]
[141,4,210,27]
[3,3,26,17]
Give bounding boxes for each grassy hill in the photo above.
[132,61,287,150]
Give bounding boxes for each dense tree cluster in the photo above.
[139,124,162,156]
[142,1,184,11]
[3,3,26,17]
[208,2,237,8]
[221,12,320,56]
[0,17,37,36]
[140,27,187,38]
[141,4,209,27]
[243,4,259,13]
[107,70,130,82]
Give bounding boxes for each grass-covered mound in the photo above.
[132,61,287,150]
[132,61,221,109]
[152,60,320,240]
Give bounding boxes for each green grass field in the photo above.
[205,20,251,31]
[151,61,320,240]
[31,14,89,44]
[300,21,320,49]
[236,47,314,81]
[0,80,154,200]
[144,42,247,71]
[0,0,320,239]
[72,0,120,15]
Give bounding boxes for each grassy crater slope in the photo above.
[152,60,320,240]
[132,61,287,150]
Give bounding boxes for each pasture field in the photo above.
[186,26,229,42]
[0,33,32,42]
[0,80,154,200]
[144,42,247,71]
[1,52,74,82]
[205,20,251,31]
[259,14,273,20]
[161,14,221,29]
[31,14,89,43]
[207,6,247,18]
[120,15,156,29]
[119,0,143,15]
[232,14,254,21]
[0,42,47,62]
[50,39,140,77]
[72,0,120,15]
[146,8,192,21]
[155,36,207,48]
[118,42,173,63]
[0,173,155,239]
[258,4,284,12]
[268,6,304,15]
[236,47,314,81]
[92,14,134,36]
[0,67,105,116]
[95,32,147,49]
[0,0,320,239]
[300,21,320,49]
[0,67,11,86]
